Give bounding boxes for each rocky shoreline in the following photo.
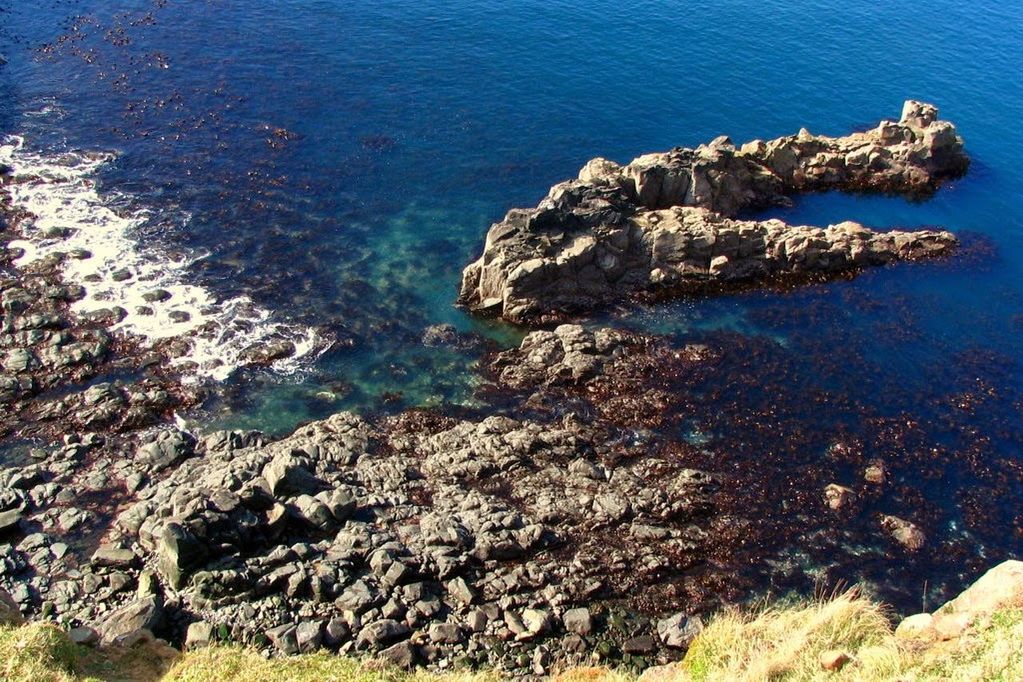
[4,101,1016,678]
[458,101,968,323]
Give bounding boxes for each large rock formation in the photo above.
[458,101,968,323]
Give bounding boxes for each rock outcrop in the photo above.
[103,399,719,670]
[458,100,968,322]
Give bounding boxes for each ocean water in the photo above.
[2,0,1022,608]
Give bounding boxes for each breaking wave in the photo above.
[0,135,327,382]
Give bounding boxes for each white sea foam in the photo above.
[0,135,325,382]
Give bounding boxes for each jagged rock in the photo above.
[292,494,335,531]
[263,453,325,497]
[445,577,476,605]
[458,101,967,322]
[135,429,195,474]
[337,580,382,613]
[266,623,299,654]
[157,522,208,589]
[358,618,411,648]
[0,588,23,625]
[520,608,552,639]
[98,596,163,645]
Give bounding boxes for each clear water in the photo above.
[1,0,1022,605]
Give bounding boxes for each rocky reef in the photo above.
[458,101,968,322]
[5,318,1018,674]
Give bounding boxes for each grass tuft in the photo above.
[0,623,82,682]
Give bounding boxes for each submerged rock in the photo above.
[458,101,967,322]
[881,514,926,551]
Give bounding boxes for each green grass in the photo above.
[3,596,1021,681]
[0,623,502,682]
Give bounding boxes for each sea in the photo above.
[1,0,1021,612]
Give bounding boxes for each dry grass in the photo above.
[679,590,902,681]
[678,591,1023,681]
[550,667,634,682]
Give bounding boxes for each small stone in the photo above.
[377,640,416,668]
[91,546,136,568]
[296,620,324,652]
[68,626,100,647]
[895,613,936,641]
[446,576,476,605]
[325,617,351,647]
[657,613,703,648]
[819,650,851,671]
[428,622,463,644]
[185,621,214,649]
[823,484,855,511]
[624,634,657,654]
[563,607,593,636]
[142,289,172,303]
[357,619,410,648]
[266,624,299,655]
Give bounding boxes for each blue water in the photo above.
[2,0,1022,606]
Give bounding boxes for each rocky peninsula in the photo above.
[458,101,968,322]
